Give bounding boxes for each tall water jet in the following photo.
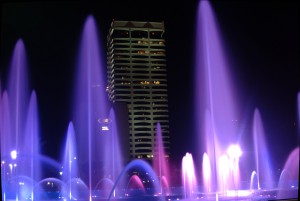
[73,15,108,195]
[182,153,197,200]
[62,122,79,199]
[23,91,41,194]
[62,122,78,182]
[195,0,240,192]
[1,39,29,161]
[217,154,229,193]
[202,152,211,193]
[1,39,41,200]
[226,144,242,191]
[154,122,170,195]
[252,109,273,189]
[101,108,124,194]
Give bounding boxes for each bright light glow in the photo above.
[227,145,242,158]
[202,153,211,192]
[102,126,109,131]
[182,152,197,198]
[226,190,251,197]
[11,150,17,160]
[59,171,63,175]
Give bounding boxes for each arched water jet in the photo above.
[66,178,89,200]
[107,159,165,201]
[126,175,146,196]
[3,175,36,201]
[94,178,115,198]
[277,147,299,199]
[250,171,259,191]
[34,177,67,200]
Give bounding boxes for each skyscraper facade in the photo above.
[107,20,170,160]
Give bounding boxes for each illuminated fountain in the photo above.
[277,147,299,199]
[182,153,197,200]
[194,0,298,200]
[0,15,165,201]
[153,123,170,195]
[126,175,145,196]
[195,0,241,195]
[1,1,299,200]
[275,92,300,199]
[1,39,41,200]
[252,109,273,189]
[71,15,129,200]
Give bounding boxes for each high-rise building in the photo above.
[107,20,170,160]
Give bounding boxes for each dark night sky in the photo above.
[0,0,299,172]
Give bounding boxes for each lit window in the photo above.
[102,126,109,131]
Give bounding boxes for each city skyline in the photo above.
[0,0,299,171]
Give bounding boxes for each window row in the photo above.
[112,64,166,69]
[112,30,164,39]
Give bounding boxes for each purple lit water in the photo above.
[127,175,145,196]
[23,91,41,182]
[277,147,299,199]
[202,153,211,193]
[7,39,30,153]
[1,2,299,200]
[182,153,197,200]
[153,123,170,195]
[62,122,83,199]
[194,1,298,200]
[217,154,229,193]
[1,39,29,160]
[92,108,125,197]
[195,0,240,192]
[1,39,41,200]
[104,108,124,184]
[107,159,165,201]
[72,15,109,196]
[62,122,78,183]
[252,109,273,189]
